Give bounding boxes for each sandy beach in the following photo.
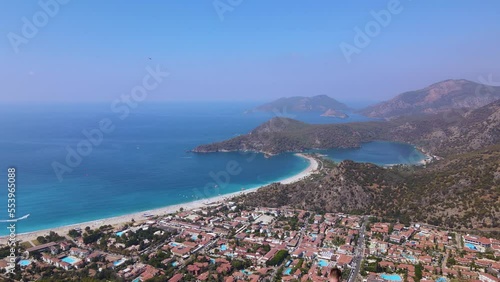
[1,153,318,244]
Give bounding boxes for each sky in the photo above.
[1,0,500,104]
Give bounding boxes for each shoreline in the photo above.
[415,146,437,165]
[382,144,434,167]
[0,153,318,243]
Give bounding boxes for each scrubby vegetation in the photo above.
[194,100,500,157]
[239,145,500,234]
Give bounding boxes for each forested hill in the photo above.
[193,99,500,157]
[193,118,386,155]
[245,95,350,115]
[238,144,500,233]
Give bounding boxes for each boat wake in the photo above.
[0,214,30,223]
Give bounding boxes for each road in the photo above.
[441,251,448,271]
[348,216,367,282]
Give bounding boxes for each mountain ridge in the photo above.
[245,95,350,117]
[193,99,500,157]
[360,79,500,119]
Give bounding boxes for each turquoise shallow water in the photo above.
[0,102,423,235]
[313,141,426,165]
[380,273,402,281]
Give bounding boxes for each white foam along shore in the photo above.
[1,153,318,243]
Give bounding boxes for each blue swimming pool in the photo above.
[220,244,227,251]
[402,253,416,262]
[436,278,447,282]
[116,231,126,237]
[113,258,126,267]
[172,261,179,267]
[61,256,79,264]
[18,260,31,266]
[284,267,292,275]
[318,260,329,267]
[465,243,477,250]
[242,269,252,275]
[381,273,402,281]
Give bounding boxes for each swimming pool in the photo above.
[61,256,80,265]
[380,273,402,281]
[402,253,416,262]
[18,260,31,266]
[436,278,447,282]
[172,261,179,267]
[116,231,126,237]
[318,260,329,267]
[113,258,127,267]
[242,269,252,275]
[465,243,477,250]
[284,267,292,275]
[220,244,227,251]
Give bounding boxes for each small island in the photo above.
[320,108,349,118]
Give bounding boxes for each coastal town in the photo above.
[4,0,500,281]
[1,200,499,282]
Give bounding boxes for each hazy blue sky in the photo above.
[1,0,500,103]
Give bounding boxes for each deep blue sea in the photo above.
[0,102,424,235]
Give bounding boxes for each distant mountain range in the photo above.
[194,99,500,157]
[246,79,500,120]
[360,79,500,119]
[246,95,350,118]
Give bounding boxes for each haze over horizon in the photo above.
[2,0,500,103]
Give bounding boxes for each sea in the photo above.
[0,102,425,235]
